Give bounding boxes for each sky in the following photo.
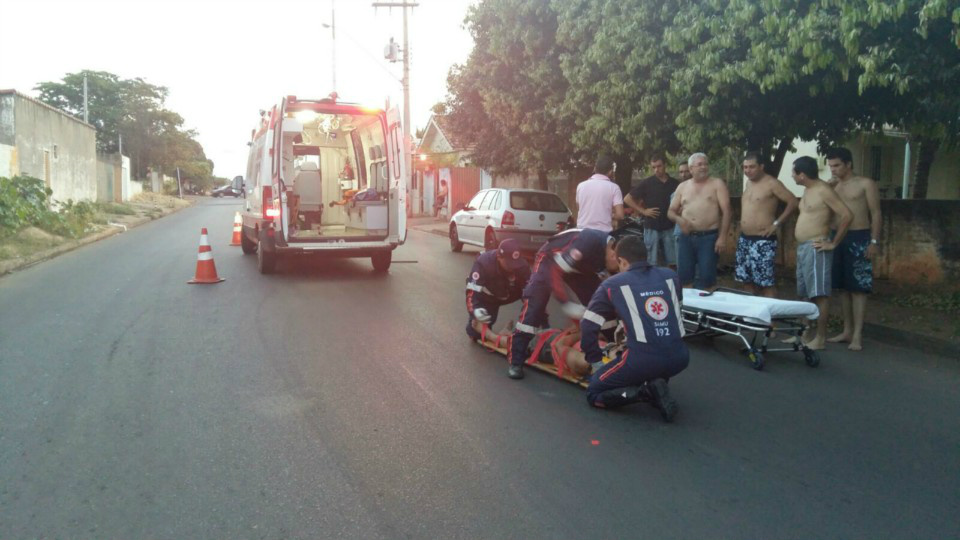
[0,0,478,177]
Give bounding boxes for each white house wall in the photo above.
[14,95,98,202]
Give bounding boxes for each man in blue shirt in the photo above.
[465,239,531,341]
[580,235,690,421]
[507,228,619,380]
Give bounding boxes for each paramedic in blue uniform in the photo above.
[580,235,689,421]
[465,239,531,341]
[507,228,619,380]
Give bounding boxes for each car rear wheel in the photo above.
[484,228,497,251]
[450,224,464,252]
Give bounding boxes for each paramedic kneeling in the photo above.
[466,239,531,341]
[507,228,619,380]
[580,235,689,421]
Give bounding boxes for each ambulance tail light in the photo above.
[263,186,280,220]
[501,210,516,227]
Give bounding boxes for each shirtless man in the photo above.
[791,156,853,350]
[668,152,731,290]
[736,152,799,297]
[825,147,882,351]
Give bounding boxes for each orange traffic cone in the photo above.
[229,212,242,246]
[188,227,225,284]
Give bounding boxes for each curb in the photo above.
[0,203,190,277]
[863,322,960,360]
[409,226,449,239]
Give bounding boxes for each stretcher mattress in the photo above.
[683,289,820,325]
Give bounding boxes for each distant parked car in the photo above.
[211,184,243,198]
[449,188,572,253]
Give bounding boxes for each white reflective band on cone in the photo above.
[200,236,210,247]
[197,252,214,261]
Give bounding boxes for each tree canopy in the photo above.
[443,0,960,191]
[35,71,214,187]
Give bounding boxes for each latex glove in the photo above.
[473,308,492,324]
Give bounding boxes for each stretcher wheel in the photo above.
[748,348,764,371]
[803,348,821,367]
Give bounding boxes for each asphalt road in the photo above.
[1,198,958,539]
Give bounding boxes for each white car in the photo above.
[449,188,573,253]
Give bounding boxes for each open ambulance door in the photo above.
[386,106,407,244]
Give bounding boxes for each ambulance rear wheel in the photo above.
[257,230,277,274]
[240,227,257,254]
[450,224,463,252]
[803,348,821,367]
[372,251,392,272]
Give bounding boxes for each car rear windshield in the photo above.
[509,192,568,212]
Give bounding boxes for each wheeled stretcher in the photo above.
[681,288,822,370]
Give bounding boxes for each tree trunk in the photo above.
[614,154,634,195]
[767,138,792,178]
[536,169,549,191]
[912,137,936,200]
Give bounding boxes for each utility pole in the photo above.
[373,1,418,194]
[322,0,338,93]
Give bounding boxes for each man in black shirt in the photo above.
[624,155,680,267]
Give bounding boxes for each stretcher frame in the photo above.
[680,289,821,370]
[475,326,601,388]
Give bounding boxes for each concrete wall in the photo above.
[0,144,14,178]
[95,153,134,202]
[96,154,116,202]
[720,198,960,286]
[0,92,98,201]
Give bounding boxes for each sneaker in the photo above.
[507,364,525,380]
[647,379,678,422]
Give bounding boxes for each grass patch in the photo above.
[96,202,137,216]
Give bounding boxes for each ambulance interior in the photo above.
[280,110,389,240]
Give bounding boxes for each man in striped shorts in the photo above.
[791,157,853,350]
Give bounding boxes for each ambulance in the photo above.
[240,94,406,273]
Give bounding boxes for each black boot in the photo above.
[507,364,525,380]
[594,386,645,408]
[646,379,678,422]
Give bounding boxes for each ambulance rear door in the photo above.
[385,106,407,244]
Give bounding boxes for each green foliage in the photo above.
[35,70,215,182]
[0,175,53,232]
[0,176,103,239]
[443,0,960,181]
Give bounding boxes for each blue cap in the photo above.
[497,239,528,271]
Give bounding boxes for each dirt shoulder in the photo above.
[0,193,192,276]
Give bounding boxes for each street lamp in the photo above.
[321,0,337,93]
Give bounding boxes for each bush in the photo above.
[0,175,102,239]
[0,175,53,234]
